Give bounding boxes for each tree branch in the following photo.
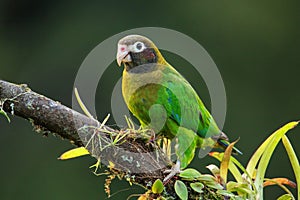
[0,80,174,197]
[0,80,99,146]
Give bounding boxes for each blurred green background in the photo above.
[0,1,299,199]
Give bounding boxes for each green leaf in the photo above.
[179,168,201,180]
[152,179,164,194]
[216,189,235,197]
[230,196,245,200]
[227,181,254,196]
[277,194,293,200]
[226,181,238,191]
[197,174,216,182]
[282,135,300,199]
[190,182,204,193]
[229,155,256,192]
[246,121,299,177]
[0,108,10,123]
[234,185,254,196]
[254,121,299,198]
[205,181,223,190]
[174,180,188,200]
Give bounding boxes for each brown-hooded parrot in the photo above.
[116,35,241,169]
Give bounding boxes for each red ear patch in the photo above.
[143,49,156,61]
[120,47,125,52]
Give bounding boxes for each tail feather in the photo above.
[217,139,243,155]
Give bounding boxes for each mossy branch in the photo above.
[0,80,182,198]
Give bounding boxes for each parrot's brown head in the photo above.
[116,35,166,71]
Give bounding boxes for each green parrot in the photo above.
[116,35,241,169]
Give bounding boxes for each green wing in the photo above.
[127,63,221,139]
[161,64,221,138]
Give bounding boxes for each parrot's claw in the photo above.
[163,160,182,183]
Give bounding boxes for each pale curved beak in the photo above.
[116,44,132,66]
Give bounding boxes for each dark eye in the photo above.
[133,42,145,52]
[136,42,142,50]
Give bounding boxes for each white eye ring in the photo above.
[132,41,145,53]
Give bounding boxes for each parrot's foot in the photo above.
[163,160,181,183]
